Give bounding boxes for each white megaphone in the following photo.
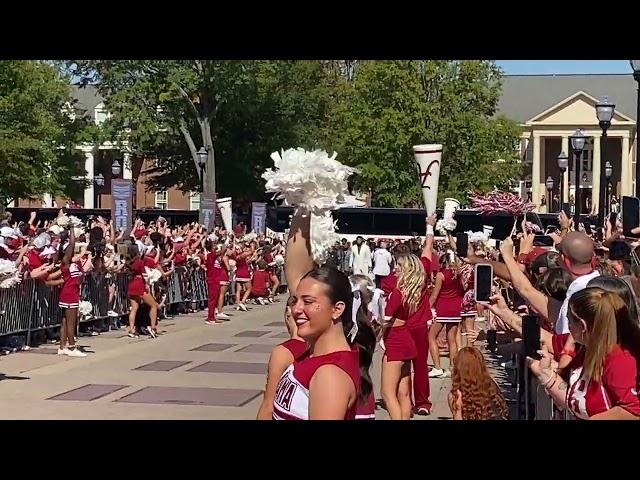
[443,198,460,220]
[413,144,443,216]
[216,197,232,232]
[483,225,494,238]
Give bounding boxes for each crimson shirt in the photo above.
[565,344,640,419]
[252,270,271,296]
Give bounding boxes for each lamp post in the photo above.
[570,129,588,225]
[605,161,613,219]
[631,61,640,197]
[545,176,554,212]
[595,96,615,229]
[557,151,568,209]
[197,147,207,196]
[94,173,104,209]
[111,159,121,177]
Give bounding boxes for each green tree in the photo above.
[333,60,521,207]
[66,60,342,201]
[0,60,93,208]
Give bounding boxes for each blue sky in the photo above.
[496,60,632,75]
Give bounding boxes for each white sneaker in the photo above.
[57,348,69,355]
[216,312,230,319]
[65,348,87,358]
[237,303,248,312]
[441,370,452,378]
[107,310,118,317]
[428,368,444,378]
[205,320,218,326]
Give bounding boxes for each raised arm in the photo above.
[285,209,314,295]
[499,237,550,319]
[422,214,437,260]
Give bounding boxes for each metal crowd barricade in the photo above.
[0,280,37,336]
[515,352,575,420]
[0,269,198,345]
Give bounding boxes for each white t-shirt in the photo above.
[372,248,392,277]
[555,270,600,334]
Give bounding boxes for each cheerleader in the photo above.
[256,296,307,419]
[381,254,427,420]
[271,209,376,420]
[57,227,90,357]
[428,251,464,378]
[126,244,159,338]
[215,243,232,320]
[205,240,224,325]
[234,242,254,311]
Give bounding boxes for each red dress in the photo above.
[127,258,147,297]
[355,392,376,420]
[251,269,271,297]
[435,268,463,322]
[235,254,251,282]
[272,349,360,420]
[59,262,83,309]
[383,288,419,362]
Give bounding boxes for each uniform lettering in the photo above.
[274,375,297,411]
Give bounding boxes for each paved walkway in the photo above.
[0,298,481,420]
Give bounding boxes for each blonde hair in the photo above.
[396,254,426,315]
[569,288,631,383]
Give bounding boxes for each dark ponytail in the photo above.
[345,293,376,404]
[301,266,376,405]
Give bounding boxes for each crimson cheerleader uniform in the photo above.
[564,344,640,419]
[235,253,251,283]
[127,258,147,298]
[355,392,376,420]
[435,268,464,322]
[206,251,220,321]
[59,262,83,309]
[280,338,307,360]
[216,253,230,286]
[273,348,360,420]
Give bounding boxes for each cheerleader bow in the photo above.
[348,284,361,342]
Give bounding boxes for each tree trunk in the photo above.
[202,117,216,200]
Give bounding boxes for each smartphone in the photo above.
[583,222,593,236]
[523,315,541,360]
[622,196,640,238]
[456,233,469,259]
[474,264,493,303]
[500,287,513,307]
[562,203,572,218]
[533,235,555,247]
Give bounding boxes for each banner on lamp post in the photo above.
[199,193,217,232]
[251,202,267,234]
[111,179,133,239]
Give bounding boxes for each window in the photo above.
[155,191,168,209]
[190,191,201,211]
[580,138,594,172]
[94,103,110,126]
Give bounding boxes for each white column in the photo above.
[84,151,94,209]
[123,152,132,180]
[622,135,631,197]
[592,135,601,214]
[561,136,569,202]
[532,134,541,211]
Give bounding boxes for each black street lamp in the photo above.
[632,60,640,197]
[557,151,568,209]
[570,129,588,225]
[596,96,615,229]
[111,159,121,177]
[546,176,554,212]
[605,161,613,219]
[197,146,207,195]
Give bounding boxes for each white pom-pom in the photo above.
[465,231,489,244]
[310,211,340,265]
[144,267,162,285]
[0,274,21,289]
[274,254,285,266]
[79,301,93,317]
[69,216,83,227]
[56,215,69,227]
[0,259,17,276]
[228,259,237,269]
[242,232,257,242]
[262,148,357,214]
[436,218,457,235]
